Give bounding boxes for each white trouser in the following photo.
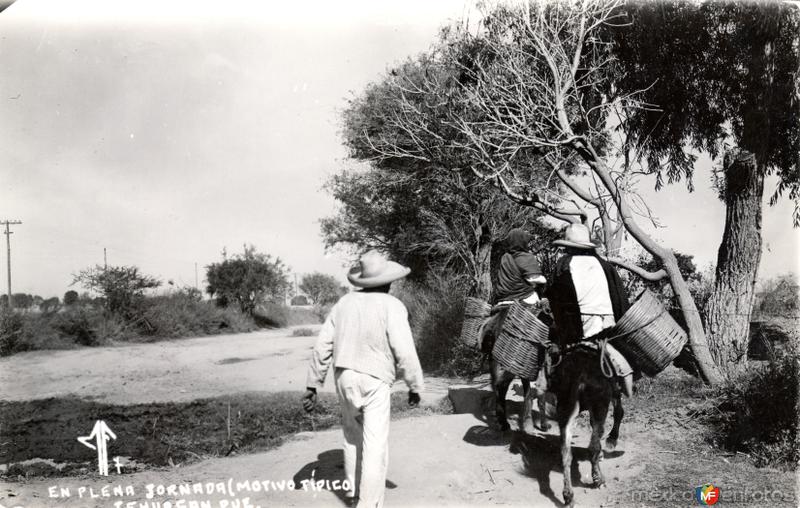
[334,368,391,508]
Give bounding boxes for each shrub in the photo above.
[51,307,113,346]
[290,295,309,306]
[133,291,256,339]
[703,346,799,470]
[393,275,481,377]
[0,311,27,356]
[288,306,324,326]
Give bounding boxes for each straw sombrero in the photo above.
[552,223,597,250]
[347,250,411,288]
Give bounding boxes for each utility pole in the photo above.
[194,262,198,290]
[104,247,107,269]
[2,220,22,310]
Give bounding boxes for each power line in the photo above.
[2,220,22,309]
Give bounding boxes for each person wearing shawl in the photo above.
[480,228,547,354]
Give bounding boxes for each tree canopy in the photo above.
[73,265,161,316]
[205,246,289,315]
[611,0,800,219]
[299,272,346,306]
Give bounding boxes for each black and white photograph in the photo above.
[0,0,798,507]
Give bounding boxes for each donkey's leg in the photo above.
[534,368,551,432]
[605,391,624,451]
[491,360,514,431]
[559,396,580,508]
[520,378,535,434]
[589,397,610,488]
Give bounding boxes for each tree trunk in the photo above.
[705,150,764,374]
[474,241,494,300]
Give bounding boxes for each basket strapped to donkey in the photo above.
[492,302,551,379]
[607,290,689,377]
[459,297,492,349]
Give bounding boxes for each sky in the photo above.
[0,0,797,299]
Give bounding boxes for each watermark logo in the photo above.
[77,420,118,476]
[695,483,720,505]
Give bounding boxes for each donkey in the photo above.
[550,344,625,508]
[480,310,552,433]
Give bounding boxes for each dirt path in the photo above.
[0,327,451,405]
[2,334,795,508]
[2,410,648,508]
[0,330,650,507]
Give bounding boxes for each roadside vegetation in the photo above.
[0,246,324,357]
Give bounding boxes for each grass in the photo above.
[0,391,451,480]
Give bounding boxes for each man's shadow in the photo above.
[293,449,397,506]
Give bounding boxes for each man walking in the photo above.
[302,250,424,508]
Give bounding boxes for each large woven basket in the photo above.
[611,290,688,376]
[493,302,549,379]
[459,297,492,348]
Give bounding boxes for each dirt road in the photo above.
[0,328,646,508]
[0,327,450,405]
[2,331,794,508]
[2,412,643,508]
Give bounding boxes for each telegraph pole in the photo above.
[2,220,22,310]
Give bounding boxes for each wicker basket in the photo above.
[611,290,688,376]
[492,302,549,379]
[459,297,492,348]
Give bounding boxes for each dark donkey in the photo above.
[550,343,625,508]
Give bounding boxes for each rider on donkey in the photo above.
[480,228,548,354]
[547,223,635,396]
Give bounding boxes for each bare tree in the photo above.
[357,0,723,384]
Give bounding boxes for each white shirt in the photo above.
[569,256,615,337]
[306,292,424,392]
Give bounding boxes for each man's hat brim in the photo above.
[347,262,410,288]
[552,239,597,250]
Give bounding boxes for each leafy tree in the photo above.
[609,0,800,372]
[299,272,346,306]
[205,245,289,315]
[73,265,161,317]
[0,294,6,308]
[757,273,799,317]
[326,51,556,299]
[63,290,79,306]
[11,293,33,310]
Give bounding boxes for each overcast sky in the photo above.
[1,0,797,299]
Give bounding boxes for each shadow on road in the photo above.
[462,423,625,508]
